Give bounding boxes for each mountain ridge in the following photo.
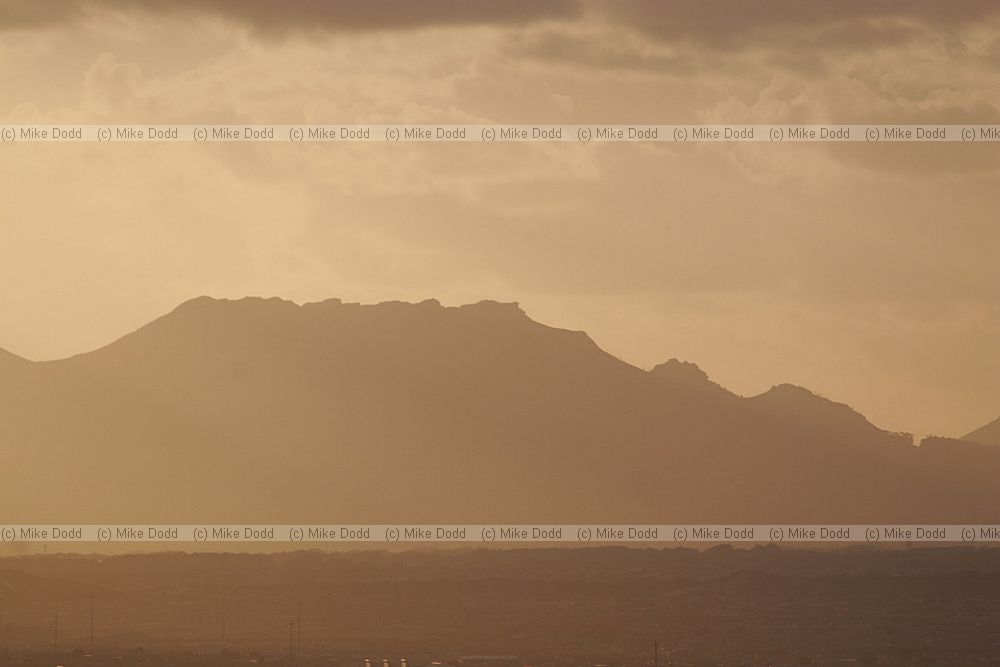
[1,295,997,525]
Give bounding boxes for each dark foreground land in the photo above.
[0,547,998,667]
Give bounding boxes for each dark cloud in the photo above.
[5,0,998,39]
[0,0,580,32]
[593,0,1000,48]
[4,0,995,43]
[509,1,1000,76]
[513,30,699,74]
[0,3,80,28]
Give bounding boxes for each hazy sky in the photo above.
[1,0,998,438]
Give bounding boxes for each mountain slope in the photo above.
[0,347,29,369]
[964,416,1000,446]
[1,296,997,524]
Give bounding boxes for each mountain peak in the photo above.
[169,295,528,319]
[747,383,902,444]
[649,358,709,384]
[651,358,707,379]
[65,295,587,385]
[648,359,735,401]
[761,382,820,399]
[752,383,853,412]
[172,295,299,314]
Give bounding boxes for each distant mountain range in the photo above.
[1,296,998,523]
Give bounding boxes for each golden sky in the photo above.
[1,0,998,438]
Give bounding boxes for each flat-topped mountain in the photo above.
[1,296,997,524]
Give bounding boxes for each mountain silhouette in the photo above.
[1,296,998,524]
[649,358,733,398]
[965,417,1000,446]
[0,347,28,368]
